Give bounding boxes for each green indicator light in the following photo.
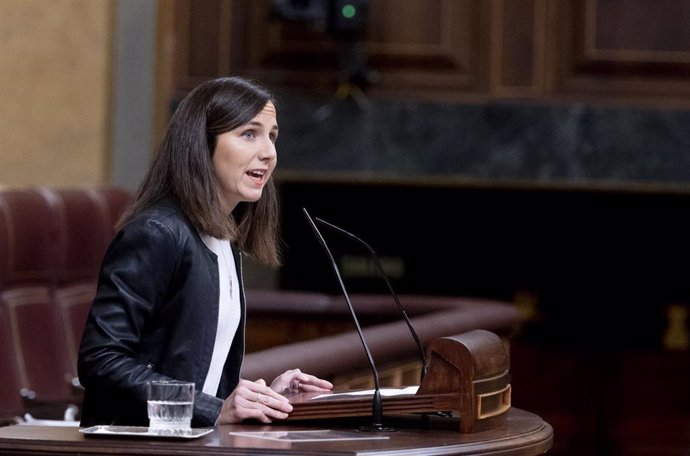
[342,4,356,19]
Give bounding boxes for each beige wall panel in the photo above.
[0,0,113,187]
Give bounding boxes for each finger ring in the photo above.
[256,392,261,403]
[297,382,302,389]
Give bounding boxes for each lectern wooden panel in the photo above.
[287,329,511,433]
[418,329,511,432]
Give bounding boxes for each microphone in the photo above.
[313,216,428,383]
[302,208,395,432]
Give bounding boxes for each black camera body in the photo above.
[272,0,370,36]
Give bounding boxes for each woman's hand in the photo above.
[216,378,293,424]
[215,369,333,425]
[269,368,334,395]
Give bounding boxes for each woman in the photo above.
[78,76,332,428]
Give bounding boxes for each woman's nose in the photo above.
[260,141,277,161]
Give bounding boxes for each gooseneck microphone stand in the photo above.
[314,216,428,384]
[303,208,395,432]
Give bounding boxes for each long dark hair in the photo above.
[118,76,281,267]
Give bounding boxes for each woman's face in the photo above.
[212,101,278,213]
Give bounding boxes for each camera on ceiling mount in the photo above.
[272,0,376,116]
[272,0,370,37]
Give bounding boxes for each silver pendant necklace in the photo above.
[219,240,233,298]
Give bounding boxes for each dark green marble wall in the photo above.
[275,91,690,185]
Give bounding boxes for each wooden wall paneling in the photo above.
[366,0,491,93]
[489,0,548,97]
[243,0,339,88]
[216,1,233,77]
[161,0,690,108]
[552,0,690,101]
[587,0,690,62]
[155,0,176,143]
[171,0,236,91]
[172,0,194,88]
[240,0,493,95]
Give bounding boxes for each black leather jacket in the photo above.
[77,197,246,427]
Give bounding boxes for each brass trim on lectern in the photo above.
[477,383,511,419]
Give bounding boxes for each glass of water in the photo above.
[147,380,194,433]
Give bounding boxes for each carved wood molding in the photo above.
[552,0,690,99]
[161,0,690,105]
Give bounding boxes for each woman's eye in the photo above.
[242,130,255,139]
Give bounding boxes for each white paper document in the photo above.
[313,385,419,400]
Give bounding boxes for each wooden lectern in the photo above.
[287,329,511,433]
[0,329,552,456]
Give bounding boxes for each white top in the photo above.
[199,234,241,396]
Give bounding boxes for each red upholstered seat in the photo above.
[40,187,115,378]
[91,186,133,235]
[38,187,111,285]
[0,186,133,422]
[1,288,76,403]
[0,193,7,290]
[0,188,60,288]
[54,284,97,377]
[0,189,80,413]
[0,301,23,425]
